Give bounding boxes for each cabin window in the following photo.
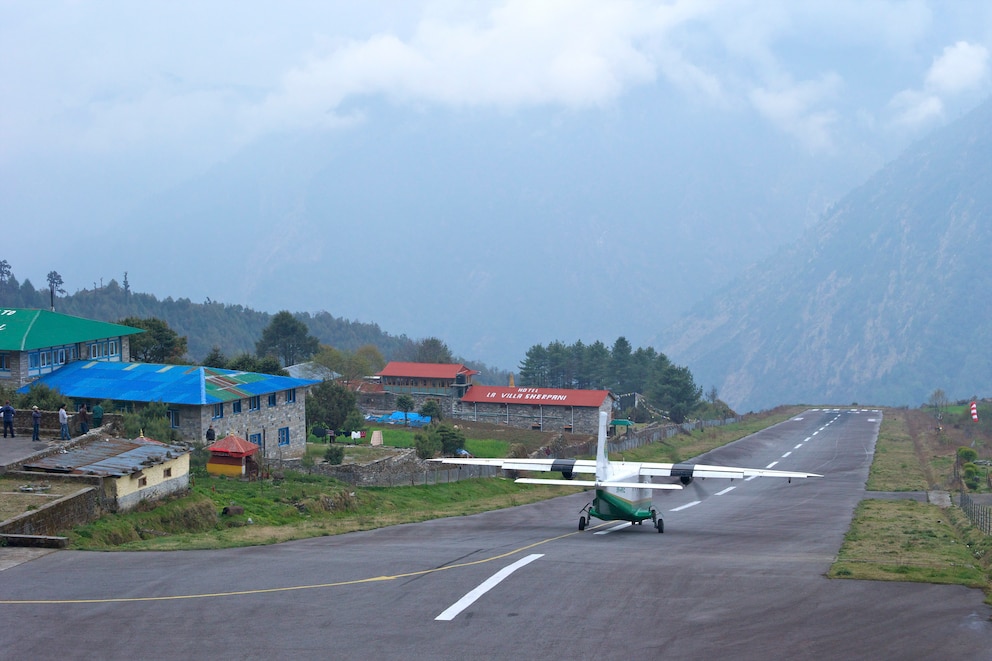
[248,396,260,411]
[213,403,224,419]
[268,393,277,407]
[167,409,179,428]
[232,400,242,414]
[278,426,290,446]
[285,389,296,404]
[249,433,262,447]
[138,476,147,487]
[163,467,172,478]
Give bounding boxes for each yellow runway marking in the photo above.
[0,524,606,605]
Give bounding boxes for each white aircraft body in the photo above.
[433,412,822,532]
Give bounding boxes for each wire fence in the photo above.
[959,491,992,535]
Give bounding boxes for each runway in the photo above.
[1,409,990,660]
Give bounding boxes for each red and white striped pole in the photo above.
[971,401,979,422]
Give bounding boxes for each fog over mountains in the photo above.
[4,3,992,410]
[663,97,992,411]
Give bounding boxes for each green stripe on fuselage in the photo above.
[589,488,654,523]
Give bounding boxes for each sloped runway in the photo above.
[1,409,990,660]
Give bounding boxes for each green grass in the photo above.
[66,470,584,551]
[829,499,991,588]
[464,438,509,458]
[866,413,929,491]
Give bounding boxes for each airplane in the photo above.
[432,411,822,533]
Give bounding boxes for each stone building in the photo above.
[20,361,318,459]
[375,361,478,416]
[452,386,615,434]
[0,308,143,389]
[21,435,190,513]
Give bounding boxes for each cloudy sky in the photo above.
[3,1,991,367]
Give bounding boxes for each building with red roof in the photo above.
[374,362,478,416]
[376,362,477,395]
[453,386,615,434]
[205,433,260,478]
[372,362,614,434]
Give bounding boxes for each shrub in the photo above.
[414,430,441,459]
[324,445,344,465]
[957,447,978,463]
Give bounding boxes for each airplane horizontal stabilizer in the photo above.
[515,478,599,487]
[516,478,683,490]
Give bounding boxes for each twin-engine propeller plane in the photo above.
[433,412,821,533]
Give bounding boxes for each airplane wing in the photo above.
[431,457,598,475]
[516,478,682,490]
[637,461,822,480]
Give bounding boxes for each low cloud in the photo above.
[889,40,990,128]
[748,73,842,150]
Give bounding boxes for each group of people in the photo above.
[1,401,105,441]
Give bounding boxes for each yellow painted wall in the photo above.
[112,453,191,500]
[206,458,245,477]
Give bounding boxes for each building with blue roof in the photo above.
[21,361,319,459]
[0,307,143,389]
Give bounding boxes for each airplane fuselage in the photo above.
[588,467,656,525]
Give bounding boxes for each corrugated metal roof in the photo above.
[376,362,478,379]
[18,360,319,405]
[460,385,613,408]
[0,308,143,351]
[22,437,186,477]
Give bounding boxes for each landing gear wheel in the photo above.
[578,516,587,531]
[656,518,664,533]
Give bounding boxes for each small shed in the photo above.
[610,419,634,435]
[206,434,260,478]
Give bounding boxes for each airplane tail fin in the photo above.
[596,411,609,482]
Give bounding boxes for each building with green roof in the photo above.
[0,308,144,389]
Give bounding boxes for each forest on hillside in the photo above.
[0,263,512,385]
[1,263,721,421]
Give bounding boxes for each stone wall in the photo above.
[361,392,453,419]
[283,449,498,487]
[450,400,611,434]
[4,409,122,439]
[0,487,101,536]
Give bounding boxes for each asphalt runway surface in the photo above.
[2,409,991,660]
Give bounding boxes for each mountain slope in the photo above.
[662,98,992,411]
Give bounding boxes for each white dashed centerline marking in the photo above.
[715,486,735,496]
[435,554,544,621]
[766,461,779,469]
[671,500,701,512]
[782,451,792,458]
[594,522,632,535]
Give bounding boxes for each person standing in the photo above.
[92,402,104,428]
[78,404,90,435]
[1,400,14,438]
[59,404,71,440]
[32,405,41,441]
[205,424,216,442]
